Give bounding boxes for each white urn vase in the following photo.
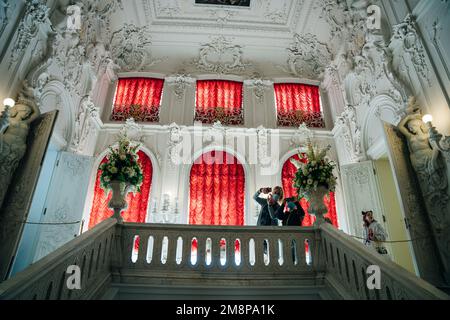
[305,185,329,225]
[108,180,131,223]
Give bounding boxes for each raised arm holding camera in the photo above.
[253,186,284,226]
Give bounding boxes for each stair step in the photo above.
[102,283,334,300]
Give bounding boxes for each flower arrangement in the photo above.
[99,135,143,192]
[290,140,337,199]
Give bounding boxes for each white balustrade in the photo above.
[319,223,449,300]
[0,219,448,300]
[120,223,316,275]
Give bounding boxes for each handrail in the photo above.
[0,218,117,300]
[319,223,449,300]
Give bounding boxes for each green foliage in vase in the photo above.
[99,135,143,192]
[290,140,337,200]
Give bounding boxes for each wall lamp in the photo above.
[1,98,15,133]
[422,114,450,153]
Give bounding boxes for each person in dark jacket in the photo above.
[271,197,305,226]
[270,197,306,263]
[253,186,283,226]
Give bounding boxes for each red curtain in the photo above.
[111,77,164,122]
[195,80,243,125]
[281,154,338,227]
[189,151,245,226]
[88,150,153,229]
[274,83,324,128]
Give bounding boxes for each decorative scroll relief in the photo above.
[202,121,234,147]
[193,36,252,74]
[155,0,181,17]
[263,0,289,23]
[70,97,100,154]
[166,74,195,100]
[0,0,16,38]
[168,122,182,166]
[207,9,237,25]
[256,126,271,166]
[110,23,165,72]
[343,32,406,111]
[333,105,364,162]
[78,0,123,45]
[280,33,333,80]
[289,123,314,148]
[8,0,53,68]
[388,14,432,87]
[245,79,272,103]
[119,118,144,142]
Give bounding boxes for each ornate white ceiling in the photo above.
[103,0,369,79]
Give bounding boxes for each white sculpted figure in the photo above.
[397,98,448,207]
[0,82,40,208]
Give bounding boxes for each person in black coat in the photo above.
[271,197,305,226]
[253,186,283,226]
[270,197,306,264]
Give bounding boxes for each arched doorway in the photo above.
[88,150,153,228]
[189,150,245,226]
[281,154,338,227]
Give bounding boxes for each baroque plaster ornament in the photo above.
[282,33,333,80]
[0,0,15,37]
[0,82,40,208]
[119,118,143,142]
[203,121,227,145]
[155,0,181,17]
[207,9,236,25]
[168,123,184,166]
[9,0,53,68]
[264,0,289,23]
[247,79,272,103]
[256,126,271,167]
[290,123,314,148]
[343,32,406,110]
[110,23,164,72]
[78,0,123,45]
[193,36,252,74]
[388,14,431,87]
[71,96,99,153]
[166,74,193,100]
[334,105,363,162]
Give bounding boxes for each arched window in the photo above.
[88,150,153,229]
[281,154,338,227]
[189,150,245,225]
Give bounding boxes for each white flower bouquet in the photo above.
[290,140,337,200]
[99,135,143,192]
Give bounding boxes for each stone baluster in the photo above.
[136,230,149,269]
[165,232,178,268]
[181,234,192,269]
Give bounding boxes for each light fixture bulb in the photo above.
[3,98,15,108]
[422,114,433,124]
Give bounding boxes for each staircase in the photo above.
[0,218,448,300]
